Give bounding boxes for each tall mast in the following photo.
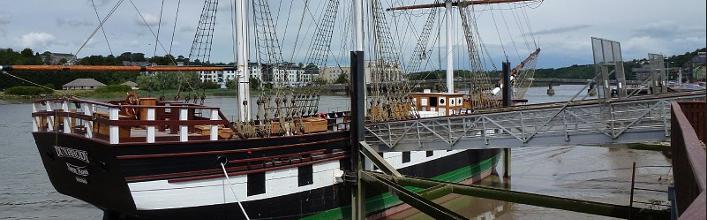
[354,0,364,51]
[236,0,250,122]
[387,0,536,94]
[445,0,454,94]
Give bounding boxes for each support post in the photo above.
[146,108,156,143]
[179,108,189,142]
[62,101,71,134]
[350,50,366,220]
[445,0,454,94]
[31,103,38,132]
[83,104,93,138]
[504,147,512,178]
[210,109,219,141]
[109,108,119,144]
[502,61,512,107]
[502,61,512,178]
[46,102,54,132]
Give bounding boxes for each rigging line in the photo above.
[154,0,166,57]
[128,0,177,65]
[75,0,125,58]
[278,0,295,51]
[510,8,532,51]
[90,0,114,56]
[489,6,508,62]
[289,0,311,62]
[521,7,537,48]
[219,163,251,220]
[1,71,56,91]
[498,6,521,62]
[168,0,182,55]
[469,6,496,70]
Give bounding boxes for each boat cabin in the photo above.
[409,89,465,117]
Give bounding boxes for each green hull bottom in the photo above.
[302,154,500,220]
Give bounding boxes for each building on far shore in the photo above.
[121,81,139,90]
[41,52,76,65]
[198,63,263,89]
[63,78,106,90]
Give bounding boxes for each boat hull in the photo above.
[33,131,499,219]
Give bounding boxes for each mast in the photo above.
[354,0,364,51]
[445,0,454,94]
[387,0,536,95]
[236,0,250,122]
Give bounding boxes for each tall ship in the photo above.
[7,0,542,219]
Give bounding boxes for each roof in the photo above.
[63,78,106,87]
[121,81,138,87]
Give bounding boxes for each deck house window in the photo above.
[429,97,438,107]
[426,151,433,157]
[247,172,266,196]
[402,152,411,163]
[298,165,313,186]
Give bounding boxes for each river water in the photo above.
[0,85,672,219]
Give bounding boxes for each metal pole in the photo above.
[445,0,454,94]
[502,61,512,178]
[235,0,250,122]
[350,50,366,219]
[628,162,636,220]
[502,61,512,107]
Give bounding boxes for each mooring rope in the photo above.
[220,162,251,220]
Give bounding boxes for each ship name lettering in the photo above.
[54,146,89,163]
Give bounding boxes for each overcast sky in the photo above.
[0,0,704,69]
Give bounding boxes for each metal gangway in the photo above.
[364,91,705,152]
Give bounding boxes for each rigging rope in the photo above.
[189,0,219,63]
[75,0,125,58]
[90,0,114,56]
[1,71,56,91]
[220,162,251,220]
[153,0,166,57]
[168,0,182,55]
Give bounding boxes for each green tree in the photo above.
[335,73,349,84]
[250,77,261,90]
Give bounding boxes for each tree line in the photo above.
[408,48,706,81]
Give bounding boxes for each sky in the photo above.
[0,0,704,69]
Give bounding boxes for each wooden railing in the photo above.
[670,101,706,220]
[31,97,231,144]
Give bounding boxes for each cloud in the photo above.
[0,15,10,37]
[135,13,161,27]
[56,18,93,27]
[529,24,592,36]
[87,0,112,7]
[19,32,56,48]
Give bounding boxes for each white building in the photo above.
[197,64,263,89]
[320,60,395,84]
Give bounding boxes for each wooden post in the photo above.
[109,108,119,144]
[179,108,189,142]
[210,109,219,141]
[45,102,54,132]
[83,104,93,138]
[31,103,38,132]
[62,101,71,134]
[146,108,156,143]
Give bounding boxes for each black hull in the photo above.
[33,131,499,219]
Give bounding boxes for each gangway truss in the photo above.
[365,91,705,152]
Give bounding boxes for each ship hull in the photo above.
[33,131,499,219]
